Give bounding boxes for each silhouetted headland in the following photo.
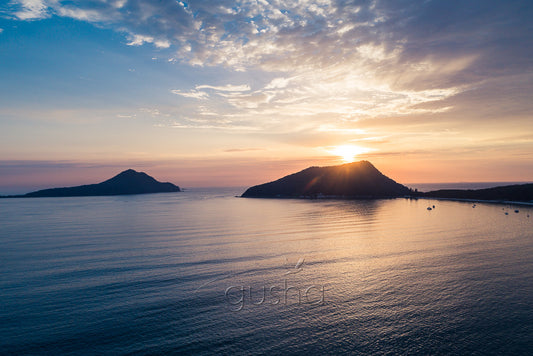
[424,183,533,203]
[241,161,411,198]
[1,169,180,198]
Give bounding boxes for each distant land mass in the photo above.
[242,160,533,203]
[424,183,533,203]
[1,169,180,198]
[241,161,411,198]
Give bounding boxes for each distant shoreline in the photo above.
[406,181,533,193]
[411,196,533,207]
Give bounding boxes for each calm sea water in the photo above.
[1,188,532,355]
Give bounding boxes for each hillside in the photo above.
[6,169,180,198]
[242,161,411,198]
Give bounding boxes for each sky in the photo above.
[1,0,533,193]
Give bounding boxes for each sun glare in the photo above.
[331,145,370,163]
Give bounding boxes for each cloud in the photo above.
[171,89,209,100]
[139,107,163,117]
[8,1,532,83]
[154,40,170,49]
[12,0,49,20]
[172,64,462,129]
[265,77,291,89]
[127,34,155,46]
[196,84,250,92]
[56,7,106,22]
[171,83,251,101]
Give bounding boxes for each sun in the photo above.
[330,145,370,163]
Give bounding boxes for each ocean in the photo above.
[1,188,532,355]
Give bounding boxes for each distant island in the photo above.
[242,160,533,203]
[422,183,533,203]
[242,161,411,198]
[1,169,180,198]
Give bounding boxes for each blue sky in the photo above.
[1,0,533,192]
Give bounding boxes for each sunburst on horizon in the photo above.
[330,145,371,163]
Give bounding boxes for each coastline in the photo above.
[412,196,533,207]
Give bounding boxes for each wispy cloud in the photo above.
[171,89,209,100]
[11,0,49,20]
[127,34,170,48]
[56,7,106,22]
[265,77,291,90]
[196,84,250,92]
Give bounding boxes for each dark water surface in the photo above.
[1,188,532,355]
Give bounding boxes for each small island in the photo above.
[242,161,411,198]
[242,160,533,204]
[1,169,180,198]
